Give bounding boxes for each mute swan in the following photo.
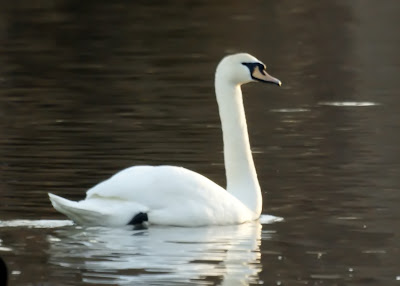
[48,53,281,227]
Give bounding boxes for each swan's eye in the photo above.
[241,62,257,73]
[241,62,266,74]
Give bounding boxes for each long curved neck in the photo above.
[215,78,262,216]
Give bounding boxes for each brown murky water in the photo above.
[1,1,400,285]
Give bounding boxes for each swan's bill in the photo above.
[252,66,281,86]
[242,62,281,86]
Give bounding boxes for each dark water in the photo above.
[1,1,400,285]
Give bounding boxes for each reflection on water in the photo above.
[0,219,73,228]
[0,221,266,285]
[49,223,263,285]
[0,217,281,284]
[1,0,400,285]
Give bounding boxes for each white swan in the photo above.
[48,53,281,227]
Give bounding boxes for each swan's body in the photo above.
[49,53,281,227]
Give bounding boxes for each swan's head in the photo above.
[216,53,281,86]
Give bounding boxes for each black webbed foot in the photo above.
[128,212,148,227]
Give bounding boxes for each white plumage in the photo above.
[49,53,281,227]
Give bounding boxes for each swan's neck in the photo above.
[215,80,262,216]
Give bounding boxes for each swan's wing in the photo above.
[86,165,224,203]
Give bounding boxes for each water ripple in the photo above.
[318,101,380,107]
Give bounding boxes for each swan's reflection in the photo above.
[48,222,267,285]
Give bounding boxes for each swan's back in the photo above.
[87,166,222,202]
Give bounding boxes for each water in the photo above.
[1,1,400,285]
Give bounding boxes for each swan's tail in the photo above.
[48,193,148,226]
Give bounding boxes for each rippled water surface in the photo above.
[1,1,400,285]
